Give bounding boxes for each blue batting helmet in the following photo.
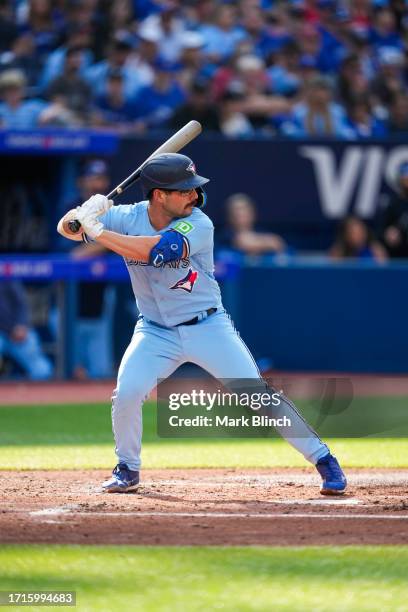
[140,153,209,207]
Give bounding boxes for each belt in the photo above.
[176,308,217,326]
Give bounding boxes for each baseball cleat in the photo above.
[316,453,347,495]
[102,463,139,493]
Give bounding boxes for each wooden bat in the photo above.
[67,120,202,233]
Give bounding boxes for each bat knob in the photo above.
[68,219,82,233]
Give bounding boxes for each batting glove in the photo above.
[75,207,105,239]
[80,194,113,217]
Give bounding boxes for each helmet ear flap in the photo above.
[196,187,207,208]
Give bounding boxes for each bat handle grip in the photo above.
[67,219,82,233]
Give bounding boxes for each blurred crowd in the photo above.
[0,0,408,137]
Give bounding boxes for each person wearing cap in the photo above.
[0,69,49,128]
[57,152,348,496]
[381,161,408,258]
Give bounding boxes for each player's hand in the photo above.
[80,194,113,217]
[75,207,104,239]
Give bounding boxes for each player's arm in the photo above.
[96,230,188,264]
[96,231,161,262]
[71,206,188,264]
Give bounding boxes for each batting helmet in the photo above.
[140,153,209,207]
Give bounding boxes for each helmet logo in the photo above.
[186,162,196,175]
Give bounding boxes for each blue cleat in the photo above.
[316,453,347,495]
[102,463,139,493]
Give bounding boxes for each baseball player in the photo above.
[57,153,347,495]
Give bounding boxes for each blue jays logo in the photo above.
[186,162,196,175]
[170,268,198,293]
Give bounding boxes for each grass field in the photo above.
[1,546,408,611]
[0,399,407,470]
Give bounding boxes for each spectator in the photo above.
[64,0,108,63]
[132,57,186,129]
[108,0,135,34]
[380,161,408,258]
[218,82,254,137]
[282,74,351,138]
[18,0,66,59]
[0,281,53,380]
[314,0,350,74]
[369,6,403,51]
[93,68,140,131]
[371,46,406,108]
[266,42,302,98]
[65,159,114,379]
[84,31,143,100]
[0,69,48,128]
[254,3,292,59]
[0,33,43,95]
[46,45,93,124]
[219,193,286,254]
[387,91,408,134]
[199,3,247,64]
[296,24,323,70]
[0,0,18,54]
[337,53,370,108]
[39,24,94,92]
[171,78,220,132]
[346,95,387,138]
[177,30,207,91]
[348,0,372,37]
[230,54,291,132]
[138,1,186,63]
[329,215,387,262]
[240,4,281,60]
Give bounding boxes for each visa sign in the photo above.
[300,145,408,219]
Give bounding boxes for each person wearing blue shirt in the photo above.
[84,33,143,100]
[0,281,53,380]
[282,74,352,138]
[131,57,186,128]
[94,68,140,129]
[57,152,348,496]
[0,69,48,128]
[199,4,247,63]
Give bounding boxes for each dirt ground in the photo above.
[1,468,408,546]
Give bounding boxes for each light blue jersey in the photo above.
[94,200,329,475]
[100,201,223,327]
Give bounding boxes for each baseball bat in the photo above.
[67,120,202,233]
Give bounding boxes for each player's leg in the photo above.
[110,318,183,473]
[182,311,346,493]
